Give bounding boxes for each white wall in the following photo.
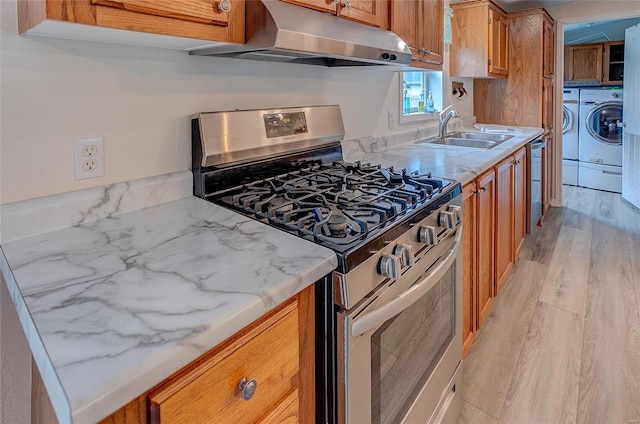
[0,0,437,205]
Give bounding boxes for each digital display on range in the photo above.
[263,112,308,138]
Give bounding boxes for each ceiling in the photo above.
[492,0,640,44]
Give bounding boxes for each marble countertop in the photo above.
[343,125,544,185]
[0,197,337,424]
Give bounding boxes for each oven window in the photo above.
[370,265,456,424]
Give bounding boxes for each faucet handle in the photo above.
[440,104,454,116]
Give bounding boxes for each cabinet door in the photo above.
[476,169,495,327]
[494,157,513,294]
[92,0,232,26]
[417,0,444,68]
[565,44,603,82]
[488,7,508,77]
[513,147,527,258]
[280,0,338,13]
[390,0,419,55]
[462,182,477,358]
[543,17,555,79]
[338,0,384,27]
[541,133,552,216]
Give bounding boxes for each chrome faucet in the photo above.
[439,105,460,138]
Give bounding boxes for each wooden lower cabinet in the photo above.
[475,169,496,328]
[513,147,527,256]
[494,156,514,294]
[462,181,477,357]
[494,147,527,294]
[32,286,315,424]
[462,147,527,356]
[462,169,496,358]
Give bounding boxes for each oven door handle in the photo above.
[351,229,462,338]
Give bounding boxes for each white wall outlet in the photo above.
[74,138,104,180]
[388,110,396,129]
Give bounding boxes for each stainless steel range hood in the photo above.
[189,0,412,67]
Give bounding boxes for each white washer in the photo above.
[562,88,580,185]
[578,89,623,192]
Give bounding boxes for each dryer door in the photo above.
[585,101,623,145]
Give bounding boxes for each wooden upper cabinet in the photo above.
[450,0,508,78]
[390,0,443,69]
[488,7,509,76]
[281,0,338,13]
[18,0,245,44]
[564,43,603,82]
[284,0,386,27]
[543,16,555,79]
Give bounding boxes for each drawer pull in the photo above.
[238,378,258,401]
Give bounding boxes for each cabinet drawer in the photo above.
[91,0,231,26]
[149,300,300,424]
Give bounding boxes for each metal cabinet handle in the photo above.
[341,0,352,8]
[238,378,257,401]
[419,48,432,55]
[217,0,232,12]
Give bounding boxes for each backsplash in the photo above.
[341,117,465,157]
[0,171,192,243]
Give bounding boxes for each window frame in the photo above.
[398,71,443,125]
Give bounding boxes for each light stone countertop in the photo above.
[0,196,337,424]
[343,125,544,185]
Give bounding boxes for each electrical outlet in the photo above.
[388,110,396,129]
[74,138,104,180]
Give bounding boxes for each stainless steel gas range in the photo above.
[192,105,463,424]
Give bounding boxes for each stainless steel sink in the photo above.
[446,131,514,142]
[416,132,514,149]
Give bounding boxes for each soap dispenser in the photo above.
[426,91,435,113]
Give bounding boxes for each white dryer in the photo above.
[562,88,579,185]
[578,88,623,192]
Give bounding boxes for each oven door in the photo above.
[337,229,463,424]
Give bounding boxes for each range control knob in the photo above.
[439,211,456,229]
[378,254,401,279]
[393,244,414,267]
[447,205,462,226]
[419,226,438,246]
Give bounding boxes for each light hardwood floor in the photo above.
[460,185,640,424]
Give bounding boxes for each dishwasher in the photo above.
[527,136,546,234]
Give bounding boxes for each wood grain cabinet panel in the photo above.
[390,0,444,69]
[494,156,514,294]
[450,0,508,78]
[462,181,477,357]
[283,0,386,27]
[18,0,245,44]
[513,147,527,257]
[564,43,603,83]
[476,169,496,327]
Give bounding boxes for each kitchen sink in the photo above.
[416,132,514,149]
[446,131,514,142]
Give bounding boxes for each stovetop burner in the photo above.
[207,160,453,250]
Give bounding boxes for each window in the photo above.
[400,71,443,123]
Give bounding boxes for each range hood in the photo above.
[189,0,412,67]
